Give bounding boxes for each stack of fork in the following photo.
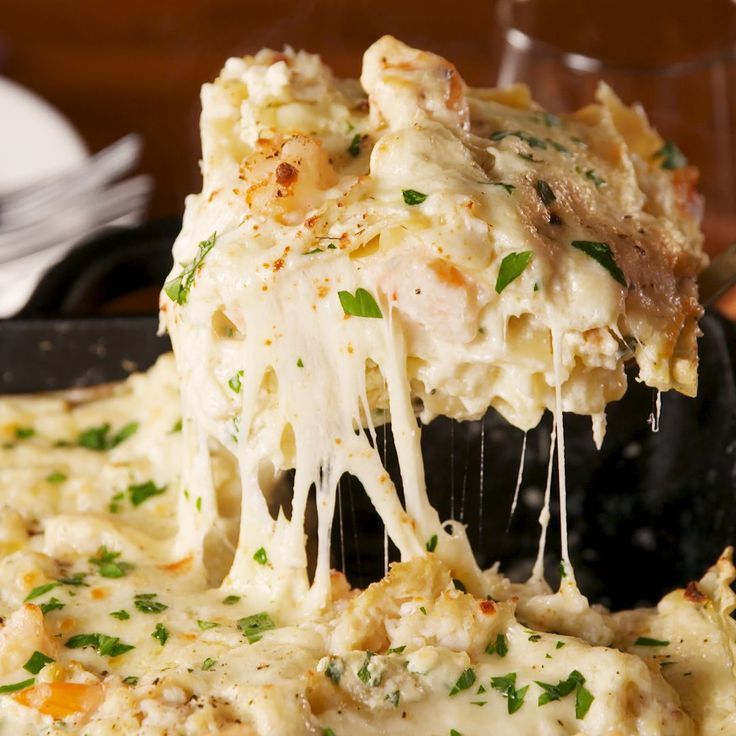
[0,134,151,317]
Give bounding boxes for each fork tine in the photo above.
[0,135,142,228]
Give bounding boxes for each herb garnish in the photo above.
[535,180,556,207]
[152,623,169,646]
[78,421,138,451]
[89,546,133,578]
[164,232,218,305]
[228,370,244,393]
[57,572,88,587]
[325,657,343,684]
[491,182,515,195]
[357,652,381,686]
[495,251,534,294]
[134,593,168,614]
[556,640,565,649]
[197,619,219,630]
[653,140,687,170]
[202,658,216,671]
[40,597,65,615]
[559,561,567,579]
[348,133,362,157]
[584,169,605,187]
[518,152,542,162]
[66,633,134,657]
[402,189,428,205]
[528,634,541,642]
[297,358,304,368]
[23,651,54,675]
[122,676,138,686]
[485,633,509,657]
[337,288,383,318]
[324,729,337,736]
[170,418,183,433]
[571,240,627,287]
[386,690,400,707]
[491,672,529,714]
[24,582,58,602]
[128,480,166,507]
[449,668,476,696]
[540,112,561,127]
[426,534,438,552]
[110,610,130,620]
[237,612,275,643]
[15,427,35,439]
[575,684,595,718]
[387,645,406,654]
[222,595,240,605]
[46,471,67,484]
[535,669,584,705]
[253,547,268,565]
[634,636,670,647]
[0,678,35,694]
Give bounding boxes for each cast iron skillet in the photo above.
[4,222,735,609]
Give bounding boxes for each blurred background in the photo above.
[1,0,736,606]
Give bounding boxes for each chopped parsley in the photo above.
[450,730,463,736]
[576,684,595,718]
[110,610,130,620]
[419,606,427,615]
[449,668,476,696]
[491,182,515,195]
[253,547,268,565]
[164,232,218,305]
[425,534,438,552]
[386,645,406,654]
[357,652,381,686]
[122,676,138,686]
[528,634,542,642]
[222,595,240,605]
[571,240,627,287]
[24,582,58,602]
[170,418,183,433]
[325,657,343,684]
[66,633,134,657]
[197,619,219,630]
[534,179,556,206]
[0,678,35,694]
[540,112,561,127]
[40,597,65,615]
[152,623,169,646]
[518,152,542,162]
[15,427,35,439]
[402,189,428,205]
[89,546,133,578]
[202,658,216,671]
[23,651,54,675]
[556,640,566,649]
[228,370,244,393]
[57,572,88,587]
[495,251,534,294]
[195,496,202,512]
[535,669,584,705]
[337,288,382,318]
[297,358,304,368]
[559,560,567,579]
[584,168,605,187]
[634,636,670,647]
[347,133,362,157]
[653,140,687,170]
[324,729,337,736]
[386,690,400,707]
[546,139,571,154]
[134,593,168,614]
[237,612,275,643]
[491,672,529,714]
[128,480,166,507]
[78,421,138,451]
[485,633,509,657]
[45,471,67,484]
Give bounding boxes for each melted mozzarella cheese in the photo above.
[0,35,724,736]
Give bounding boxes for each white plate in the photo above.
[0,76,87,193]
[0,78,88,315]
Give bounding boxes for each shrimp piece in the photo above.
[361,35,469,132]
[241,135,338,225]
[0,604,57,676]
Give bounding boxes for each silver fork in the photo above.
[0,134,143,231]
[0,174,152,265]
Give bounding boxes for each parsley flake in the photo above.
[535,179,556,207]
[40,597,65,615]
[0,678,35,694]
[202,658,216,671]
[426,534,438,552]
[653,140,687,170]
[23,651,54,675]
[128,480,166,507]
[634,636,670,647]
[122,676,138,686]
[485,633,509,657]
[15,427,35,439]
[197,619,219,630]
[584,168,605,187]
[357,652,382,686]
[347,133,362,157]
[402,189,428,205]
[45,471,67,484]
[222,595,240,605]
[571,240,627,287]
[253,547,268,565]
[449,668,476,696]
[495,251,534,294]
[164,232,218,305]
[576,684,595,718]
[536,669,584,706]
[24,582,58,602]
[228,370,244,393]
[337,288,382,318]
[89,546,133,579]
[491,182,516,195]
[491,672,529,714]
[110,610,130,620]
[66,633,134,657]
[152,623,169,646]
[134,593,168,614]
[237,612,275,643]
[325,657,343,684]
[78,422,138,451]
